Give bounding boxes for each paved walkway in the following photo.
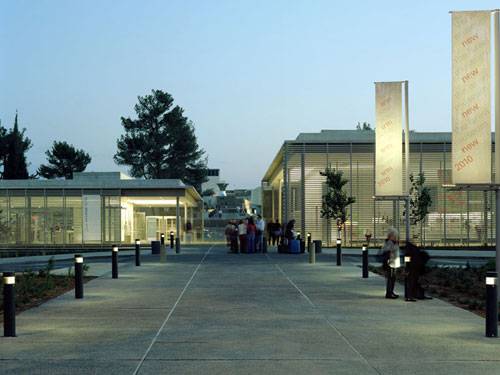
[0,245,499,374]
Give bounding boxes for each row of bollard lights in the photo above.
[307,233,498,338]
[3,232,179,338]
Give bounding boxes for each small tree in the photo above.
[320,168,355,241]
[38,141,92,179]
[3,112,31,179]
[405,172,432,244]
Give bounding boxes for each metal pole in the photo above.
[160,233,166,263]
[485,271,498,337]
[336,238,342,266]
[362,245,369,278]
[112,245,118,279]
[404,80,411,244]
[3,271,16,337]
[308,233,315,264]
[74,255,84,299]
[494,10,500,275]
[135,239,141,266]
[175,196,181,253]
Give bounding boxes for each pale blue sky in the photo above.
[0,0,498,188]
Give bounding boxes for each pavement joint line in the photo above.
[132,245,213,375]
[266,254,382,375]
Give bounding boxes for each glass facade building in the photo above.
[262,130,496,248]
[0,172,203,247]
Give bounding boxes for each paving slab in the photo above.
[0,245,498,374]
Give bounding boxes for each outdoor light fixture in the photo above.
[404,256,411,263]
[362,245,368,278]
[135,239,140,245]
[3,275,15,285]
[307,232,311,238]
[111,245,119,279]
[485,271,498,337]
[74,255,84,299]
[161,233,165,238]
[3,271,16,337]
[336,239,341,245]
[486,276,497,285]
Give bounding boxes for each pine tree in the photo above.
[38,141,92,179]
[114,89,207,190]
[3,112,31,179]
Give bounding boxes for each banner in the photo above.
[375,82,403,196]
[83,195,101,242]
[452,11,491,184]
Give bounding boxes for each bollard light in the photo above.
[306,232,312,253]
[336,238,342,266]
[74,255,84,299]
[3,271,16,337]
[135,239,141,266]
[404,255,412,301]
[112,245,119,279]
[362,245,368,278]
[485,271,498,337]
[160,233,166,263]
[160,233,165,246]
[170,231,174,249]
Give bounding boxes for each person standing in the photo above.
[246,217,257,253]
[238,219,247,253]
[273,219,282,246]
[382,228,400,299]
[255,215,265,253]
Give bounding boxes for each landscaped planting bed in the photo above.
[369,260,500,321]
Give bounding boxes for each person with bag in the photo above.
[381,228,400,299]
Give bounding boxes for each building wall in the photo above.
[264,142,496,247]
[0,190,204,247]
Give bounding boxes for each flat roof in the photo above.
[294,130,460,143]
[0,172,202,201]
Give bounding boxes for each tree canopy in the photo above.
[3,113,31,179]
[320,168,356,229]
[114,89,207,190]
[38,141,92,179]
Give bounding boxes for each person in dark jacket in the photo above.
[405,242,432,300]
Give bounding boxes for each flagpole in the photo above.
[404,81,410,244]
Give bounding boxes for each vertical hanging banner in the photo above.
[375,82,403,196]
[452,11,491,184]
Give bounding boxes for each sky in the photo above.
[1,0,499,188]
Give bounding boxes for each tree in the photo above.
[114,89,207,190]
[3,112,31,179]
[356,122,373,131]
[38,141,92,179]
[404,172,432,245]
[320,168,356,239]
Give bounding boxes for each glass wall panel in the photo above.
[0,195,9,244]
[30,196,46,245]
[9,195,27,244]
[47,196,64,244]
[103,196,121,243]
[65,196,82,244]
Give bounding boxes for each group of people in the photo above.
[224,215,267,253]
[381,228,432,301]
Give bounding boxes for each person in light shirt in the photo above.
[382,228,400,299]
[255,215,266,253]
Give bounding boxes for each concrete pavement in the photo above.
[0,245,499,374]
